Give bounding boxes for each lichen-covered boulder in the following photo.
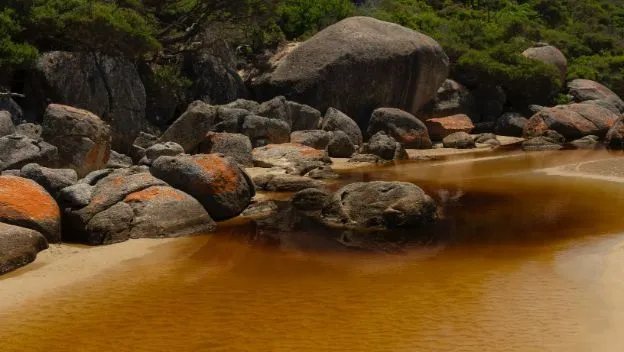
[251,16,449,125]
[0,223,48,275]
[523,103,620,139]
[0,176,61,243]
[198,132,253,167]
[252,143,332,175]
[425,114,475,140]
[42,104,111,177]
[368,108,432,149]
[567,79,624,113]
[150,154,254,220]
[0,135,58,171]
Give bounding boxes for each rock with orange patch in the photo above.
[0,176,61,243]
[367,108,432,149]
[42,104,111,178]
[252,143,332,175]
[150,154,254,220]
[523,103,620,140]
[0,222,48,275]
[424,114,474,140]
[124,186,216,238]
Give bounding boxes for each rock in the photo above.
[522,43,568,82]
[58,183,94,209]
[131,131,159,162]
[320,108,363,146]
[1,170,20,177]
[442,132,476,149]
[523,103,620,139]
[253,173,323,192]
[290,130,331,150]
[242,115,291,147]
[140,142,184,165]
[83,202,134,245]
[606,119,624,150]
[327,130,356,158]
[251,16,449,125]
[474,133,498,144]
[198,132,253,167]
[0,111,16,137]
[158,101,217,153]
[257,96,290,126]
[522,130,565,151]
[107,151,133,168]
[418,79,475,119]
[0,97,22,124]
[321,181,437,230]
[0,223,48,275]
[425,114,475,140]
[305,165,339,180]
[14,123,42,140]
[19,163,77,197]
[24,51,146,153]
[215,106,251,123]
[252,143,332,175]
[288,102,322,131]
[0,135,58,171]
[583,99,621,114]
[0,176,61,243]
[42,104,111,178]
[241,200,279,220]
[225,99,260,112]
[78,169,115,186]
[368,107,432,149]
[568,79,624,113]
[348,153,385,164]
[362,132,408,160]
[495,112,528,137]
[570,135,600,149]
[123,186,217,238]
[150,154,254,220]
[291,188,330,211]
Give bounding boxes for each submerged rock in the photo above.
[253,173,323,192]
[252,143,331,175]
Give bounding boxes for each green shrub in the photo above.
[277,0,356,39]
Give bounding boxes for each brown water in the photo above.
[3,150,624,351]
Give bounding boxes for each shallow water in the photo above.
[3,150,624,352]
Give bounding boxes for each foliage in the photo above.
[277,0,356,39]
[568,55,624,97]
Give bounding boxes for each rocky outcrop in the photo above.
[418,79,475,120]
[442,132,476,149]
[0,223,48,275]
[368,108,432,149]
[252,143,332,175]
[0,176,61,243]
[522,43,568,82]
[0,135,58,171]
[198,132,253,167]
[523,103,620,139]
[567,79,624,113]
[361,132,408,160]
[251,17,449,125]
[42,104,111,177]
[24,51,146,153]
[158,101,217,152]
[320,108,363,146]
[150,154,254,220]
[290,130,331,150]
[606,118,624,150]
[425,114,475,140]
[495,112,528,137]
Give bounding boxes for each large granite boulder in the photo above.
[425,114,475,140]
[24,51,146,153]
[523,103,620,139]
[0,223,48,275]
[42,104,111,177]
[567,79,624,113]
[368,108,432,149]
[158,101,217,152]
[0,176,61,243]
[522,43,568,82]
[198,132,253,167]
[251,17,449,125]
[0,135,58,171]
[150,154,254,220]
[418,79,475,120]
[252,143,332,175]
[320,108,363,146]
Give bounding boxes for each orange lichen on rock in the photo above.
[124,186,186,202]
[0,176,60,221]
[192,154,240,194]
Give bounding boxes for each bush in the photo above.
[277,0,356,39]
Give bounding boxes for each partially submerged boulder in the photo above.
[252,143,331,175]
[523,103,619,139]
[0,223,48,275]
[198,132,253,167]
[425,114,475,140]
[368,108,432,149]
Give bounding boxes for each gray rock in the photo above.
[418,79,476,120]
[0,97,23,124]
[198,132,253,167]
[442,132,476,149]
[474,85,507,122]
[0,223,48,275]
[474,133,498,144]
[240,115,291,147]
[0,111,16,137]
[158,101,217,152]
[367,108,432,149]
[131,131,159,162]
[107,151,133,168]
[58,183,94,209]
[84,202,134,245]
[0,135,58,171]
[215,106,251,123]
[362,132,408,160]
[320,108,363,146]
[327,130,356,158]
[224,99,260,113]
[78,169,115,186]
[20,163,78,196]
[522,44,568,82]
[241,201,279,219]
[14,123,42,140]
[252,143,332,175]
[288,102,322,131]
[253,173,323,192]
[495,112,528,137]
[522,130,565,151]
[291,188,329,211]
[42,104,111,178]
[290,130,331,150]
[141,142,184,165]
[305,165,339,180]
[1,170,20,176]
[257,96,290,126]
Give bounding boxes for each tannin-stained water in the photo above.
[3,150,624,352]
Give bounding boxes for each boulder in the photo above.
[522,43,568,82]
[131,131,159,162]
[0,135,58,171]
[19,163,77,197]
[291,188,330,211]
[215,114,290,148]
[495,112,528,137]
[327,130,356,158]
[567,79,624,113]
[252,143,332,175]
[253,173,323,192]
[288,102,322,131]
[425,114,475,140]
[320,108,363,146]
[523,103,620,139]
[150,154,254,220]
[0,97,22,124]
[158,101,217,152]
[606,119,624,150]
[0,223,48,275]
[198,132,253,167]
[362,132,408,160]
[14,123,42,140]
[24,51,146,153]
[442,132,476,149]
[0,111,16,137]
[42,104,111,177]
[106,151,133,169]
[418,79,475,119]
[321,181,437,230]
[140,142,184,165]
[251,16,449,125]
[368,108,432,149]
[257,96,290,126]
[290,130,331,150]
[0,176,61,243]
